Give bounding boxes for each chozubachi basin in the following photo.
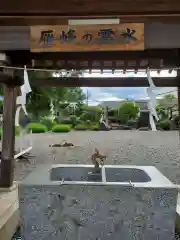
[19,164,178,240]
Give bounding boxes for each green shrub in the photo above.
[59,119,72,124]
[158,119,171,130]
[108,109,118,117]
[90,123,100,131]
[80,106,103,122]
[118,102,139,123]
[52,124,71,133]
[75,124,89,131]
[26,123,48,133]
[75,123,100,131]
[40,119,56,130]
[173,115,180,125]
[127,119,137,127]
[79,112,90,121]
[86,120,91,125]
[69,115,79,127]
[69,115,77,121]
[59,115,78,126]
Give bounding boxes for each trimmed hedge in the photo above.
[75,123,100,131]
[40,119,57,130]
[90,123,100,131]
[75,124,89,131]
[26,123,48,133]
[52,124,71,133]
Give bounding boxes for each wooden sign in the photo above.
[30,24,144,52]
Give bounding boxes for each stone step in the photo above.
[0,184,19,240]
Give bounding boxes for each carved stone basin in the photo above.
[19,164,178,240]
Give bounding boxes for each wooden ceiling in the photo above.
[1,0,180,25]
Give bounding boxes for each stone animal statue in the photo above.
[49,140,74,148]
[91,148,106,170]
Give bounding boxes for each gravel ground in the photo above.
[11,130,180,239]
[13,130,180,184]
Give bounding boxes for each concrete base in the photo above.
[19,165,178,240]
[0,184,19,240]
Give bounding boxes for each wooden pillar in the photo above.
[0,84,17,187]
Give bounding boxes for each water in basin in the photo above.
[50,166,102,182]
[105,167,151,182]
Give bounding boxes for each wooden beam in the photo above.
[2,0,180,23]
[30,49,179,61]
[0,17,68,26]
[0,84,17,187]
[0,72,13,84]
[30,77,179,87]
[6,49,178,62]
[29,59,175,70]
[1,15,180,25]
[0,72,23,86]
[6,49,178,69]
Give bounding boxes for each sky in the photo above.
[81,70,177,105]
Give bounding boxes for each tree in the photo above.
[164,94,176,101]
[26,87,51,119]
[156,105,168,120]
[80,105,103,122]
[108,109,118,117]
[27,87,85,120]
[118,101,139,123]
[0,70,86,120]
[158,94,177,120]
[66,88,86,104]
[50,87,85,118]
[158,94,177,108]
[26,71,85,118]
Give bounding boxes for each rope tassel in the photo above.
[14,66,33,160]
[146,69,159,131]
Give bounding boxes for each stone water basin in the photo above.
[50,165,103,182]
[19,164,178,240]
